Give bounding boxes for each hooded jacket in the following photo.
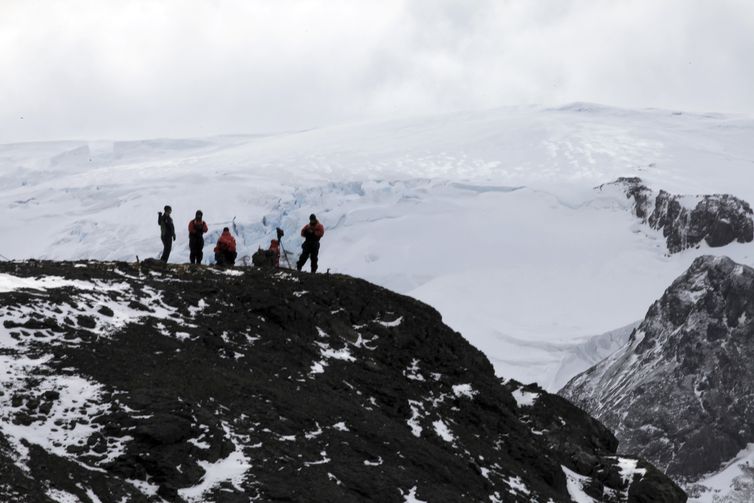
[215,230,237,253]
[300,222,325,243]
[189,219,208,237]
[159,212,176,240]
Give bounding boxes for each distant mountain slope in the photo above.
[0,260,684,502]
[2,104,754,388]
[598,178,754,253]
[561,256,754,501]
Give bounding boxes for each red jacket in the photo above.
[301,222,325,242]
[269,240,280,267]
[188,219,208,236]
[215,231,237,253]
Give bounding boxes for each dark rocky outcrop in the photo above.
[0,260,684,502]
[562,256,754,484]
[599,177,754,253]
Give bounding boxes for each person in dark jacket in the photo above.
[214,227,238,266]
[188,210,208,264]
[157,205,176,263]
[296,214,325,273]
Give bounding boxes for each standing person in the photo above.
[214,227,237,266]
[157,205,176,263]
[296,214,325,273]
[188,210,208,264]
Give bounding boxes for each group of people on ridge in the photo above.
[157,206,324,272]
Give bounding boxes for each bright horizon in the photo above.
[2,0,754,144]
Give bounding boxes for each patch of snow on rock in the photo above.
[432,419,455,443]
[304,451,331,467]
[407,400,424,437]
[505,475,531,495]
[0,273,124,293]
[512,388,539,408]
[404,359,425,381]
[401,486,427,503]
[377,316,403,327]
[452,384,477,399]
[562,466,597,503]
[688,443,754,502]
[332,422,349,432]
[317,342,356,362]
[364,456,383,466]
[46,488,80,503]
[615,457,647,485]
[178,423,251,502]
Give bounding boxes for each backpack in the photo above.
[252,248,276,267]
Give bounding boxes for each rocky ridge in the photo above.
[599,177,754,253]
[0,260,684,502]
[561,256,754,498]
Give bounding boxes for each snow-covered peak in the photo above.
[599,178,754,253]
[2,104,754,391]
[562,255,754,499]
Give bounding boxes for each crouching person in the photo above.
[251,239,280,268]
[214,227,237,266]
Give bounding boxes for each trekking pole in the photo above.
[276,227,293,269]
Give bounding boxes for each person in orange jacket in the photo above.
[188,210,208,264]
[269,239,281,268]
[296,214,325,273]
[214,227,237,266]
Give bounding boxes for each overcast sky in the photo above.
[1,0,753,143]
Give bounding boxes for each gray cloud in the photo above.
[1,0,753,143]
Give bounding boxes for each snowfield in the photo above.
[2,103,754,500]
[2,104,754,391]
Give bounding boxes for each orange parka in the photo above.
[214,230,237,253]
[300,222,325,242]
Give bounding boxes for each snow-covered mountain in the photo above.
[5,103,754,500]
[0,107,751,386]
[561,256,754,502]
[599,177,754,253]
[0,260,686,502]
[3,104,754,393]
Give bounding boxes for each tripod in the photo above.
[276,227,293,269]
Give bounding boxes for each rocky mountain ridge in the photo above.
[0,260,684,502]
[561,255,754,499]
[599,177,754,253]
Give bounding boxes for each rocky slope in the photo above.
[0,260,684,502]
[599,178,754,253]
[562,256,754,491]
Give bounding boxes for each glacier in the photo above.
[2,103,754,394]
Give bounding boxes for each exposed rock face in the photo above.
[599,177,754,253]
[562,256,754,482]
[0,260,684,502]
